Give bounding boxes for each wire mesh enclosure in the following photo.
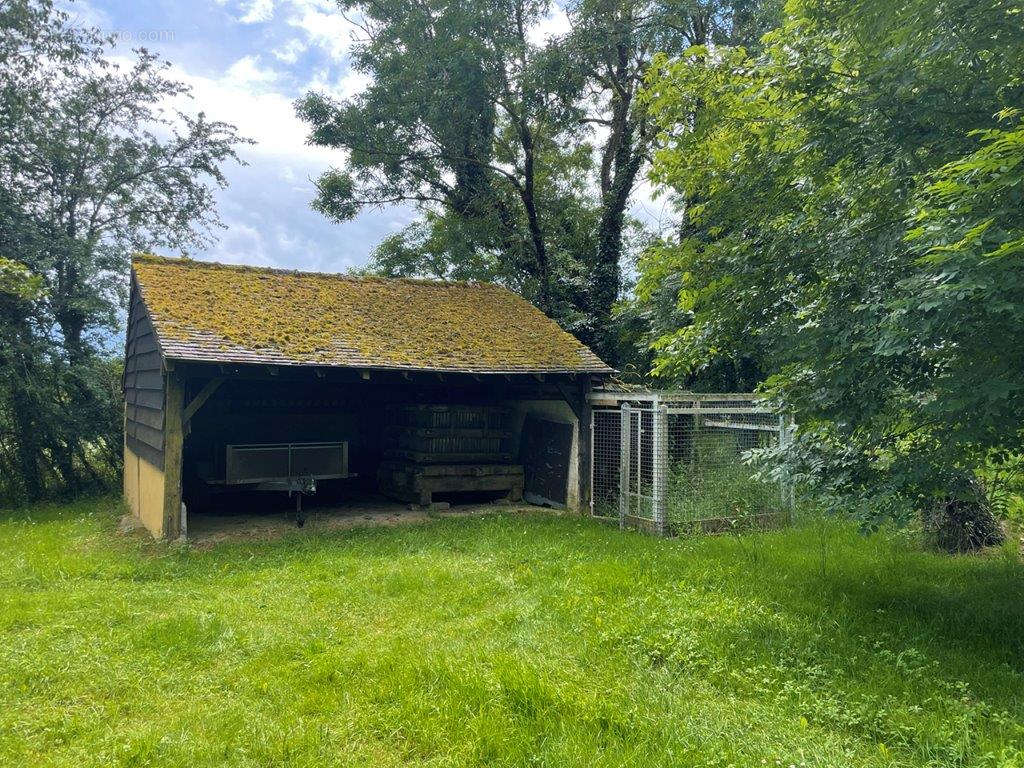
[590,392,793,536]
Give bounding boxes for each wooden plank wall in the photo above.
[123,277,165,470]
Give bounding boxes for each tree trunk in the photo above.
[592,132,645,363]
[590,25,648,363]
[10,384,43,500]
[517,118,551,313]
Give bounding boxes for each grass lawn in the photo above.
[1,498,1023,767]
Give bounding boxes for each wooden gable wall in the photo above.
[123,275,165,469]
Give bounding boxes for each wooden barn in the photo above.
[123,255,612,538]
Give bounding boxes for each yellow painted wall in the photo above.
[508,400,580,513]
[123,443,138,516]
[123,443,166,538]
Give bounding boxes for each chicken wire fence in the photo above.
[590,392,793,536]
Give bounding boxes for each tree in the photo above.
[0,0,245,501]
[567,0,778,358]
[297,0,778,362]
[639,0,1024,518]
[297,0,588,318]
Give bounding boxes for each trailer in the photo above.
[202,441,352,526]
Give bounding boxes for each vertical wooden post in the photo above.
[578,377,593,516]
[619,404,631,530]
[162,371,184,539]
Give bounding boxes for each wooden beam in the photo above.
[162,373,185,539]
[577,376,593,516]
[183,377,224,427]
[701,418,778,432]
[554,380,584,422]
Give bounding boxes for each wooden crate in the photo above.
[378,461,524,506]
[382,404,512,464]
[386,404,509,431]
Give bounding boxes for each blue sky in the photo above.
[65,0,668,274]
[63,0,425,272]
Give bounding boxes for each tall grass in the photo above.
[666,431,782,528]
[1,496,1022,767]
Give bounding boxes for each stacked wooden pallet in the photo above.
[377,404,524,506]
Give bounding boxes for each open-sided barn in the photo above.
[123,255,612,538]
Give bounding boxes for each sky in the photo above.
[64,0,669,274]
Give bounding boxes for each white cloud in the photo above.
[336,68,372,100]
[239,0,275,24]
[167,56,334,166]
[226,0,359,61]
[305,66,373,102]
[77,0,416,273]
[527,4,571,46]
[207,218,275,266]
[273,37,308,64]
[57,0,112,31]
[286,0,361,61]
[223,55,280,87]
[630,178,674,236]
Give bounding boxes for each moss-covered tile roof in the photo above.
[132,255,612,374]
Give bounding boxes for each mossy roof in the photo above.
[132,255,612,374]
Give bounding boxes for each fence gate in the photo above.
[590,391,792,536]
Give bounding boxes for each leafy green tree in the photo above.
[567,0,778,358]
[298,0,778,361]
[639,0,1024,516]
[297,0,587,318]
[0,0,244,501]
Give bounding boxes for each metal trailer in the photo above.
[219,441,353,526]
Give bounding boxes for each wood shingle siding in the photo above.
[123,275,165,469]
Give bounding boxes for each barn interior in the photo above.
[177,363,590,536]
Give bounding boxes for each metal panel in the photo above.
[619,405,630,529]
[225,442,349,485]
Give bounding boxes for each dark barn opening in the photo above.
[180,370,594,529]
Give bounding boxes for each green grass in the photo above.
[1,497,1023,767]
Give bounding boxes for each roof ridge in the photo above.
[131,252,498,290]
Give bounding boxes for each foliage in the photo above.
[0,0,244,503]
[296,0,588,322]
[639,0,1024,519]
[3,498,1024,765]
[297,0,778,362]
[982,453,1024,525]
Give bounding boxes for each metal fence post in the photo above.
[652,398,668,536]
[589,410,596,518]
[619,404,631,530]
